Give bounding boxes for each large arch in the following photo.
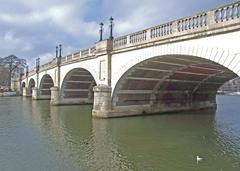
[28,78,36,96]
[60,68,96,104]
[112,55,238,115]
[39,74,54,99]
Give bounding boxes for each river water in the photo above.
[0,95,240,171]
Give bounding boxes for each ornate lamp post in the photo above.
[26,65,29,77]
[99,22,104,41]
[59,44,62,58]
[56,46,58,58]
[109,16,114,40]
[36,57,40,73]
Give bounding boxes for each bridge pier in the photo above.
[22,87,31,97]
[32,87,39,100]
[50,87,60,105]
[92,85,113,118]
[32,87,51,100]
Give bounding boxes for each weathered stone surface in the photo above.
[92,85,112,118]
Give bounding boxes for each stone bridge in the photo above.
[19,2,240,118]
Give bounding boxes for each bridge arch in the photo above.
[39,74,54,98]
[28,78,36,96]
[60,68,96,104]
[112,53,238,115]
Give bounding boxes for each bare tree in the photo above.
[0,55,26,90]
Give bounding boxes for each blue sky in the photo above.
[0,0,232,67]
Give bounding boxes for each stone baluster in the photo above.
[184,19,187,30]
[170,23,173,34]
[126,35,130,45]
[177,21,180,31]
[203,14,207,26]
[192,17,195,28]
[223,7,228,21]
[199,14,203,27]
[188,18,191,29]
[220,8,223,21]
[181,20,184,31]
[144,31,147,40]
[150,29,154,38]
[236,3,239,18]
[229,5,234,19]
[165,25,168,34]
[215,10,219,22]
[196,16,199,27]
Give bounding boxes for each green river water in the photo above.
[0,95,240,171]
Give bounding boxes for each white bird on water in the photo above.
[196,155,203,164]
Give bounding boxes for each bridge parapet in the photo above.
[215,2,239,23]
[39,58,57,72]
[113,1,240,50]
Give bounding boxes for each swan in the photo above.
[196,155,203,164]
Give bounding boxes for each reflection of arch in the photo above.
[28,78,36,95]
[39,74,54,97]
[112,55,238,114]
[60,68,96,104]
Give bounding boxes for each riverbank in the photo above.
[0,91,17,97]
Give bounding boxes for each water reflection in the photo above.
[1,96,239,171]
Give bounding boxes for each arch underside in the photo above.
[113,55,238,114]
[28,79,35,96]
[39,74,54,99]
[60,68,96,105]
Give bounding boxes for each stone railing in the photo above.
[113,1,240,49]
[39,47,95,71]
[177,13,207,32]
[151,22,173,38]
[215,2,239,23]
[39,58,57,72]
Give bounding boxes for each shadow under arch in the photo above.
[21,82,26,95]
[112,55,238,115]
[39,74,54,99]
[60,68,96,105]
[28,78,36,96]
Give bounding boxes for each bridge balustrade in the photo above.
[151,23,173,38]
[177,13,207,32]
[81,48,90,57]
[215,2,240,23]
[113,36,127,48]
[113,1,240,49]
[130,30,147,43]
[73,51,80,59]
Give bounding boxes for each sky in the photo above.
[0,0,233,68]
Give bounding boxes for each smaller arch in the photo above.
[28,78,36,96]
[60,68,96,104]
[39,74,54,98]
